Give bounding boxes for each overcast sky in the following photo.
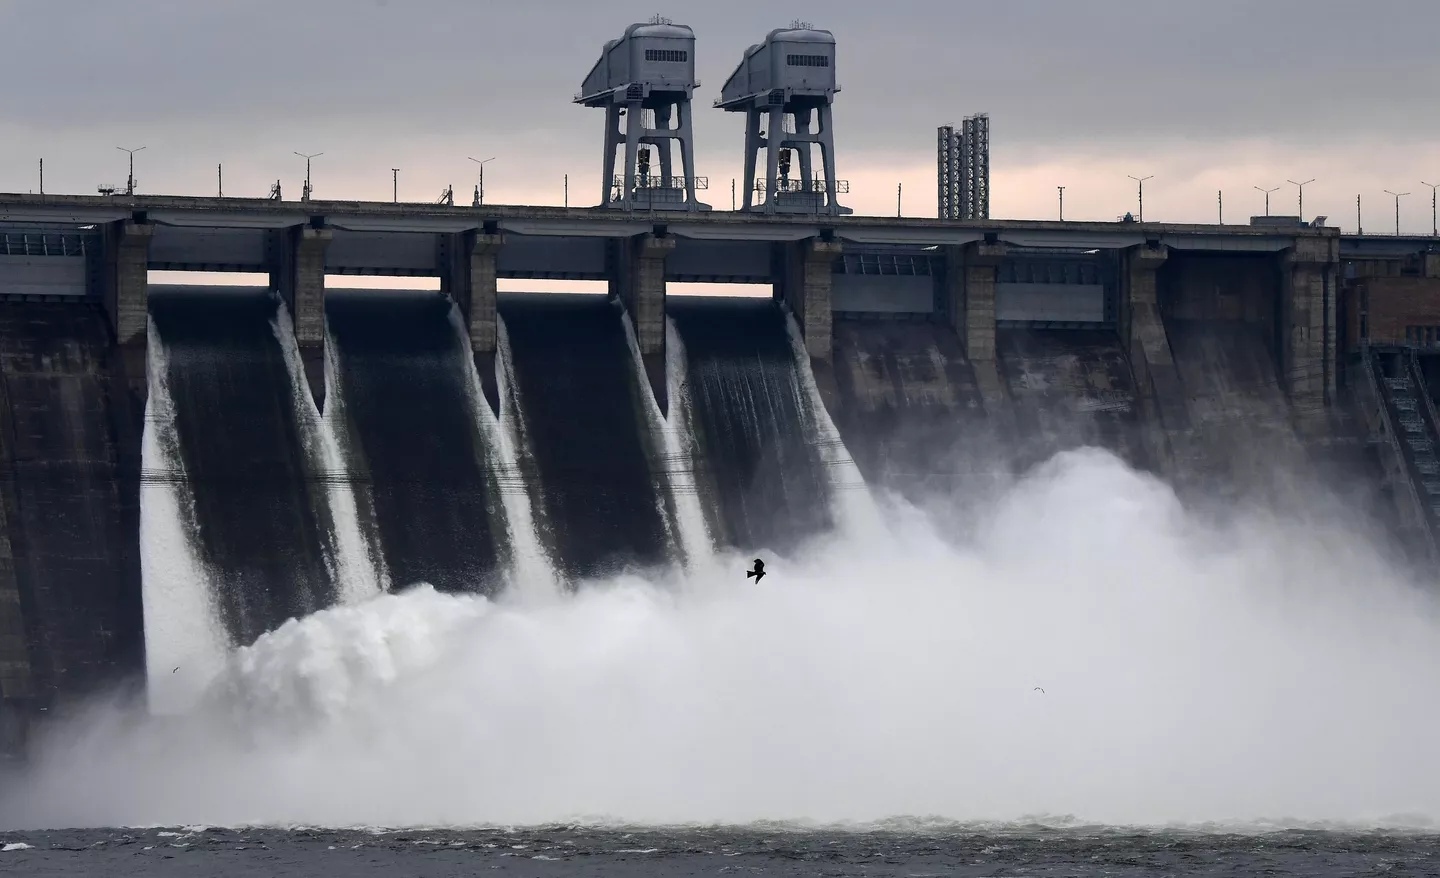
[3,0,1439,232]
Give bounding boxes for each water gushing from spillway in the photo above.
[12,448,1440,830]
[452,307,556,596]
[146,288,338,648]
[271,301,382,604]
[622,313,712,565]
[783,312,884,537]
[324,291,506,593]
[139,316,227,714]
[668,298,836,554]
[498,294,669,579]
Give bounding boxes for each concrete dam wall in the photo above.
[0,304,144,715]
[0,270,1411,740]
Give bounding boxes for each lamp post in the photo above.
[1287,178,1315,219]
[1422,181,1439,238]
[392,168,400,203]
[117,146,146,195]
[1254,185,1280,217]
[1385,190,1409,236]
[1057,185,1065,221]
[468,156,496,206]
[295,152,323,202]
[1127,175,1152,222]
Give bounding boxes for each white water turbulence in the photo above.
[271,301,383,603]
[784,312,884,537]
[139,316,229,715]
[456,308,555,597]
[10,449,1440,830]
[623,313,713,566]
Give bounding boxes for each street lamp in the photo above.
[1422,181,1439,238]
[1287,178,1315,219]
[295,152,323,202]
[117,146,146,195]
[392,168,400,203]
[1385,190,1409,236]
[1057,185,1065,221]
[468,156,496,206]
[1254,185,1280,217]
[1127,175,1152,222]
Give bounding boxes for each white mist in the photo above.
[10,448,1440,830]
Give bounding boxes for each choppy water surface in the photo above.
[2,825,1437,876]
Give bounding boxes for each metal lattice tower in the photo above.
[575,18,711,211]
[937,114,989,220]
[937,125,960,219]
[716,23,851,215]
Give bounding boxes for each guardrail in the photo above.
[611,175,709,190]
[753,178,850,193]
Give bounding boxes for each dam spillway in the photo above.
[325,290,506,594]
[499,293,670,579]
[148,288,336,647]
[0,196,1435,748]
[670,298,837,554]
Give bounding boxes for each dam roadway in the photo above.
[0,191,1438,753]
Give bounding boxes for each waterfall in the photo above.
[140,316,228,714]
[451,306,556,598]
[784,313,884,536]
[631,315,712,565]
[270,300,384,603]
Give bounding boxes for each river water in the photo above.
[3,824,1437,876]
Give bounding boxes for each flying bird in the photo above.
[1033,687,1045,694]
[746,558,766,583]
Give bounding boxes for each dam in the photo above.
[0,192,1437,754]
[2,11,1440,757]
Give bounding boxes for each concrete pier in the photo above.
[103,219,153,414]
[1284,236,1338,431]
[779,237,842,361]
[616,233,674,414]
[1122,243,1188,433]
[105,220,152,347]
[444,231,504,412]
[951,240,1007,409]
[273,224,332,411]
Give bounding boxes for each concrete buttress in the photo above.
[949,241,1008,411]
[777,237,842,410]
[104,220,153,416]
[275,225,332,412]
[1121,244,1189,466]
[1283,235,1338,433]
[618,233,674,416]
[444,231,503,413]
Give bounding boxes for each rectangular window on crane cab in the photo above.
[785,54,830,67]
[644,49,688,62]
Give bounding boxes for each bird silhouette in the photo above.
[1033,687,1045,694]
[746,558,766,583]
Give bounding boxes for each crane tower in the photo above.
[715,23,851,215]
[575,18,710,211]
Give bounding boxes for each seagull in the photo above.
[172,667,179,674]
[746,558,766,583]
[1033,687,1045,694]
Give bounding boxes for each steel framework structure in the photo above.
[936,113,989,220]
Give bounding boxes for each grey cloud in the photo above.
[0,0,1436,209]
[2,0,1437,146]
